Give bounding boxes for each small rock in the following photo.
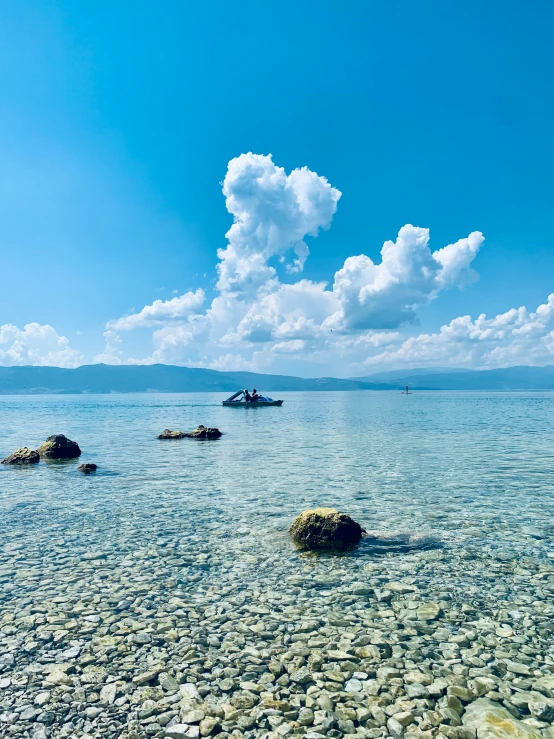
[78,463,97,473]
[199,717,219,736]
[462,698,542,739]
[166,725,201,739]
[289,666,313,684]
[2,447,40,465]
[416,603,442,621]
[100,683,117,705]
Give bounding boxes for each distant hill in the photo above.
[0,364,396,394]
[355,365,554,390]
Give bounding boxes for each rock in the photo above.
[37,434,81,459]
[462,698,542,739]
[230,691,258,709]
[166,725,200,739]
[289,508,365,550]
[158,425,222,440]
[78,463,97,473]
[185,425,222,439]
[290,666,313,684]
[1,447,40,465]
[417,602,442,620]
[533,675,554,698]
[100,683,117,704]
[199,718,219,736]
[44,668,71,686]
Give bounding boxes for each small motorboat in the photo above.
[222,390,283,407]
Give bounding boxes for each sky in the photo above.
[1,0,554,377]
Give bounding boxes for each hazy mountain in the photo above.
[355,365,554,390]
[0,364,396,394]
[356,367,466,382]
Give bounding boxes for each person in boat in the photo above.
[251,388,260,402]
[244,389,252,402]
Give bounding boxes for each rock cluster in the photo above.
[158,426,222,440]
[37,435,81,459]
[290,508,365,550]
[1,447,40,465]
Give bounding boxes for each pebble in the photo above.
[1,469,553,739]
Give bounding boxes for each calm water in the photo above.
[2,392,554,737]
[1,391,553,564]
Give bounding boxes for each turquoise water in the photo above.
[2,391,554,738]
[1,391,553,565]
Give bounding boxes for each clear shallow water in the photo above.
[2,391,554,564]
[1,392,554,738]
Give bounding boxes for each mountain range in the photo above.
[356,365,554,390]
[2,364,554,394]
[0,364,395,394]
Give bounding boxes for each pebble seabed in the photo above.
[1,504,554,739]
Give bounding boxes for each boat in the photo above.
[222,390,283,407]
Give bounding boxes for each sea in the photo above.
[1,391,553,736]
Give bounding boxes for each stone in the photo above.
[533,675,554,698]
[100,683,117,704]
[289,508,365,550]
[78,463,97,473]
[44,668,71,686]
[37,434,81,459]
[2,447,40,465]
[166,725,201,739]
[230,691,258,709]
[199,717,219,736]
[290,666,313,684]
[181,710,205,724]
[158,430,189,439]
[416,603,442,621]
[462,698,542,739]
[158,425,222,440]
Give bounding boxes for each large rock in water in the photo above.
[462,698,543,739]
[2,447,40,465]
[289,508,365,550]
[158,425,222,440]
[37,434,81,459]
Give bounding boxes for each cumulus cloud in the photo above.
[0,323,83,367]
[361,295,554,369]
[100,152,489,373]
[217,153,341,294]
[327,225,484,330]
[107,289,205,330]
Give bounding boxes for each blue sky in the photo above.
[1,1,554,375]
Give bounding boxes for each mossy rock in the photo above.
[78,463,97,473]
[158,429,187,439]
[289,508,365,551]
[37,434,81,459]
[2,447,40,465]
[158,425,222,440]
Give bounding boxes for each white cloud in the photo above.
[100,153,490,373]
[93,330,123,364]
[107,288,205,330]
[327,225,484,330]
[217,153,341,294]
[362,295,554,369]
[0,323,83,367]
